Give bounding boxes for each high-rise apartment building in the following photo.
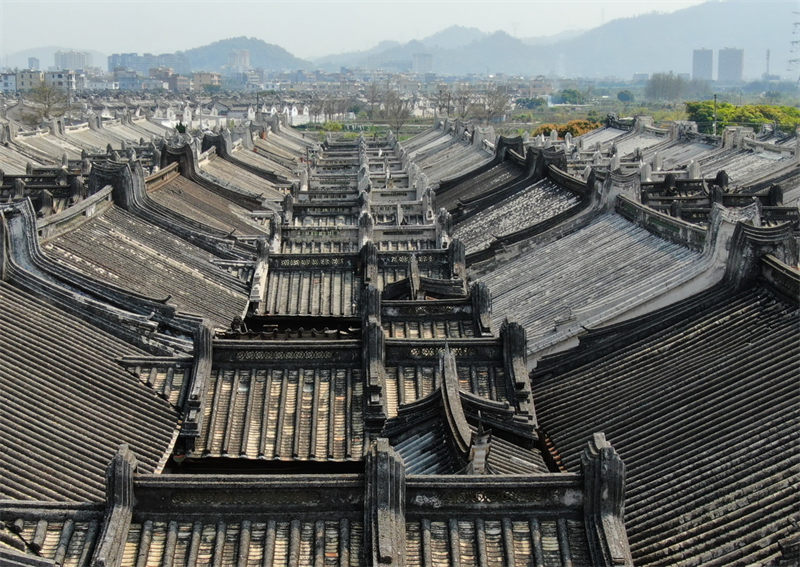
[718,48,744,83]
[54,50,91,70]
[692,48,713,81]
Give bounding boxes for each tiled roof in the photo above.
[12,134,83,162]
[263,256,361,317]
[420,145,492,185]
[453,178,580,254]
[404,516,590,566]
[64,128,126,152]
[119,518,364,567]
[533,282,800,566]
[477,212,704,353]
[0,123,646,567]
[192,361,365,461]
[147,171,270,236]
[381,300,479,339]
[0,281,179,501]
[436,161,525,212]
[131,119,171,137]
[383,385,549,475]
[383,355,511,418]
[199,155,285,201]
[42,206,248,327]
[0,508,102,565]
[0,144,45,174]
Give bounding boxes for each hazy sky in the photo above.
[0,0,714,59]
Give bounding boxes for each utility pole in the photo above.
[713,93,717,137]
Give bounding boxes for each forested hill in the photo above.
[183,37,311,72]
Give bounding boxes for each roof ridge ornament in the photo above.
[581,433,633,567]
[439,345,472,455]
[91,445,137,567]
[365,438,406,566]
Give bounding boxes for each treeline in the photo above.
[645,72,711,101]
[685,101,800,134]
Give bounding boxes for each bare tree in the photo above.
[308,92,323,124]
[453,85,473,119]
[382,89,411,134]
[23,84,68,125]
[476,84,510,124]
[366,82,381,119]
[434,84,453,116]
[322,94,337,122]
[335,97,349,119]
[409,91,419,118]
[645,72,688,101]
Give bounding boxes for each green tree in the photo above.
[322,121,343,131]
[347,97,364,115]
[617,90,634,103]
[685,100,800,134]
[516,97,546,110]
[554,89,584,104]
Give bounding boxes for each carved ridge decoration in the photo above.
[386,342,502,362]
[269,254,356,269]
[133,475,364,513]
[235,349,339,361]
[382,301,471,317]
[213,343,361,364]
[378,251,447,267]
[166,487,362,509]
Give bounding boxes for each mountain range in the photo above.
[1,0,794,80]
[313,0,793,79]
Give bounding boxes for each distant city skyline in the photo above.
[1,0,712,60]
